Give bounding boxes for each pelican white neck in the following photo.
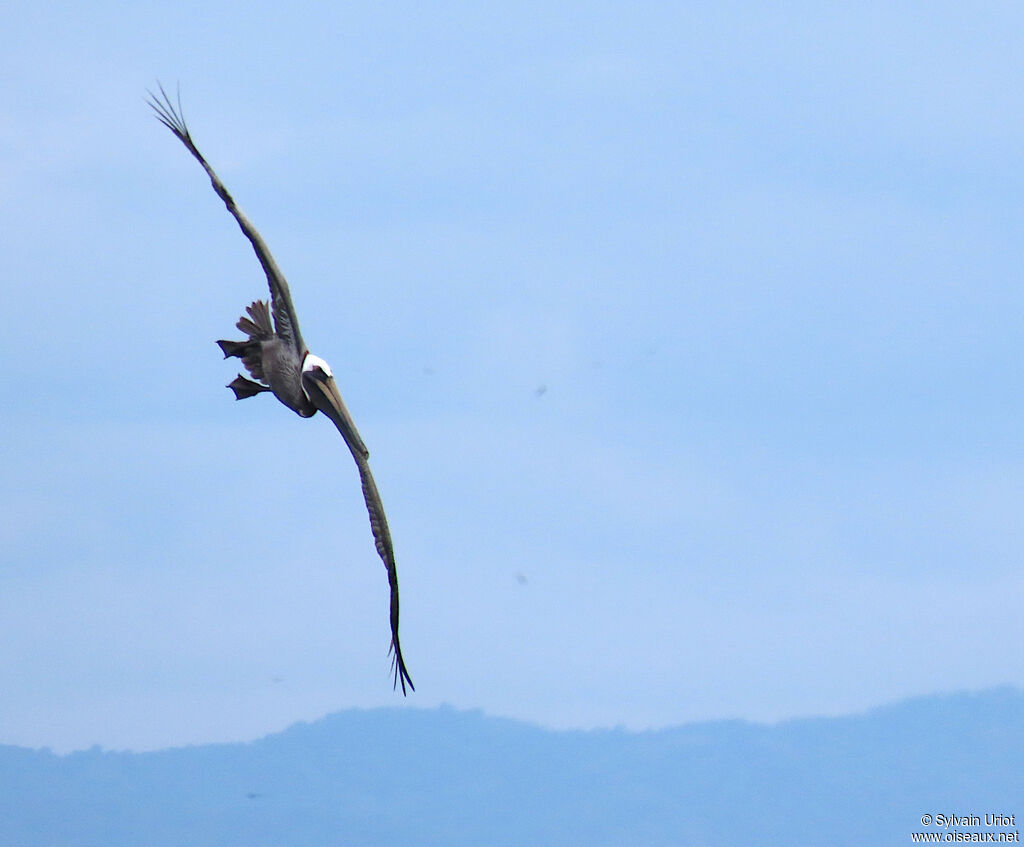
[302,353,333,377]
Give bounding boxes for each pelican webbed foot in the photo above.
[227,374,270,400]
[217,338,251,359]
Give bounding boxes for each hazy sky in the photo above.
[3,1,1024,753]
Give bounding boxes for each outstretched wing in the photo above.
[353,452,415,695]
[148,83,306,355]
[303,369,414,694]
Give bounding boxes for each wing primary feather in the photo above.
[147,82,306,354]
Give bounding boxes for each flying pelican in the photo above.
[148,86,413,694]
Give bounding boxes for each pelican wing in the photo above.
[303,371,414,694]
[148,84,306,354]
[353,452,415,695]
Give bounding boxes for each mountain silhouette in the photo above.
[1,687,1020,846]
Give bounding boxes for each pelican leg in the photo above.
[227,374,270,400]
[217,338,251,359]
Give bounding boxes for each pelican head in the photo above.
[302,353,333,379]
[300,353,369,458]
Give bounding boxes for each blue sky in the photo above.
[2,1,1023,752]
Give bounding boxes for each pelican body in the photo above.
[149,86,413,694]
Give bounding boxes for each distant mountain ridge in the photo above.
[1,687,1021,846]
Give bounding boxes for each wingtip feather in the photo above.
[390,640,415,696]
[147,80,197,149]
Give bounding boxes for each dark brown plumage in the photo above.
[149,84,414,694]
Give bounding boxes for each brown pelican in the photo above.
[148,86,413,694]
